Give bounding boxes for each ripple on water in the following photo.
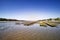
[0,22,60,40]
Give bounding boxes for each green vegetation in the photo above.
[38,18,60,27]
[0,18,19,21]
[0,18,60,27]
[39,21,47,27]
[54,18,60,21]
[45,22,57,27]
[47,18,52,21]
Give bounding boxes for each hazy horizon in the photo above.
[0,0,60,21]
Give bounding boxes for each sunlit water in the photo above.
[0,21,60,40]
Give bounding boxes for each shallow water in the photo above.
[0,21,60,40]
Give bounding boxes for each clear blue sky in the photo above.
[0,0,60,20]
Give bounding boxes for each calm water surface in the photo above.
[0,21,60,40]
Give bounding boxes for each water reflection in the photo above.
[0,22,60,40]
[15,22,59,27]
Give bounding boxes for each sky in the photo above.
[0,0,60,20]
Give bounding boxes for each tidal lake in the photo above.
[0,21,60,40]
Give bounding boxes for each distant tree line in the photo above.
[47,18,60,21]
[54,18,60,20]
[0,18,19,21]
[0,18,60,21]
